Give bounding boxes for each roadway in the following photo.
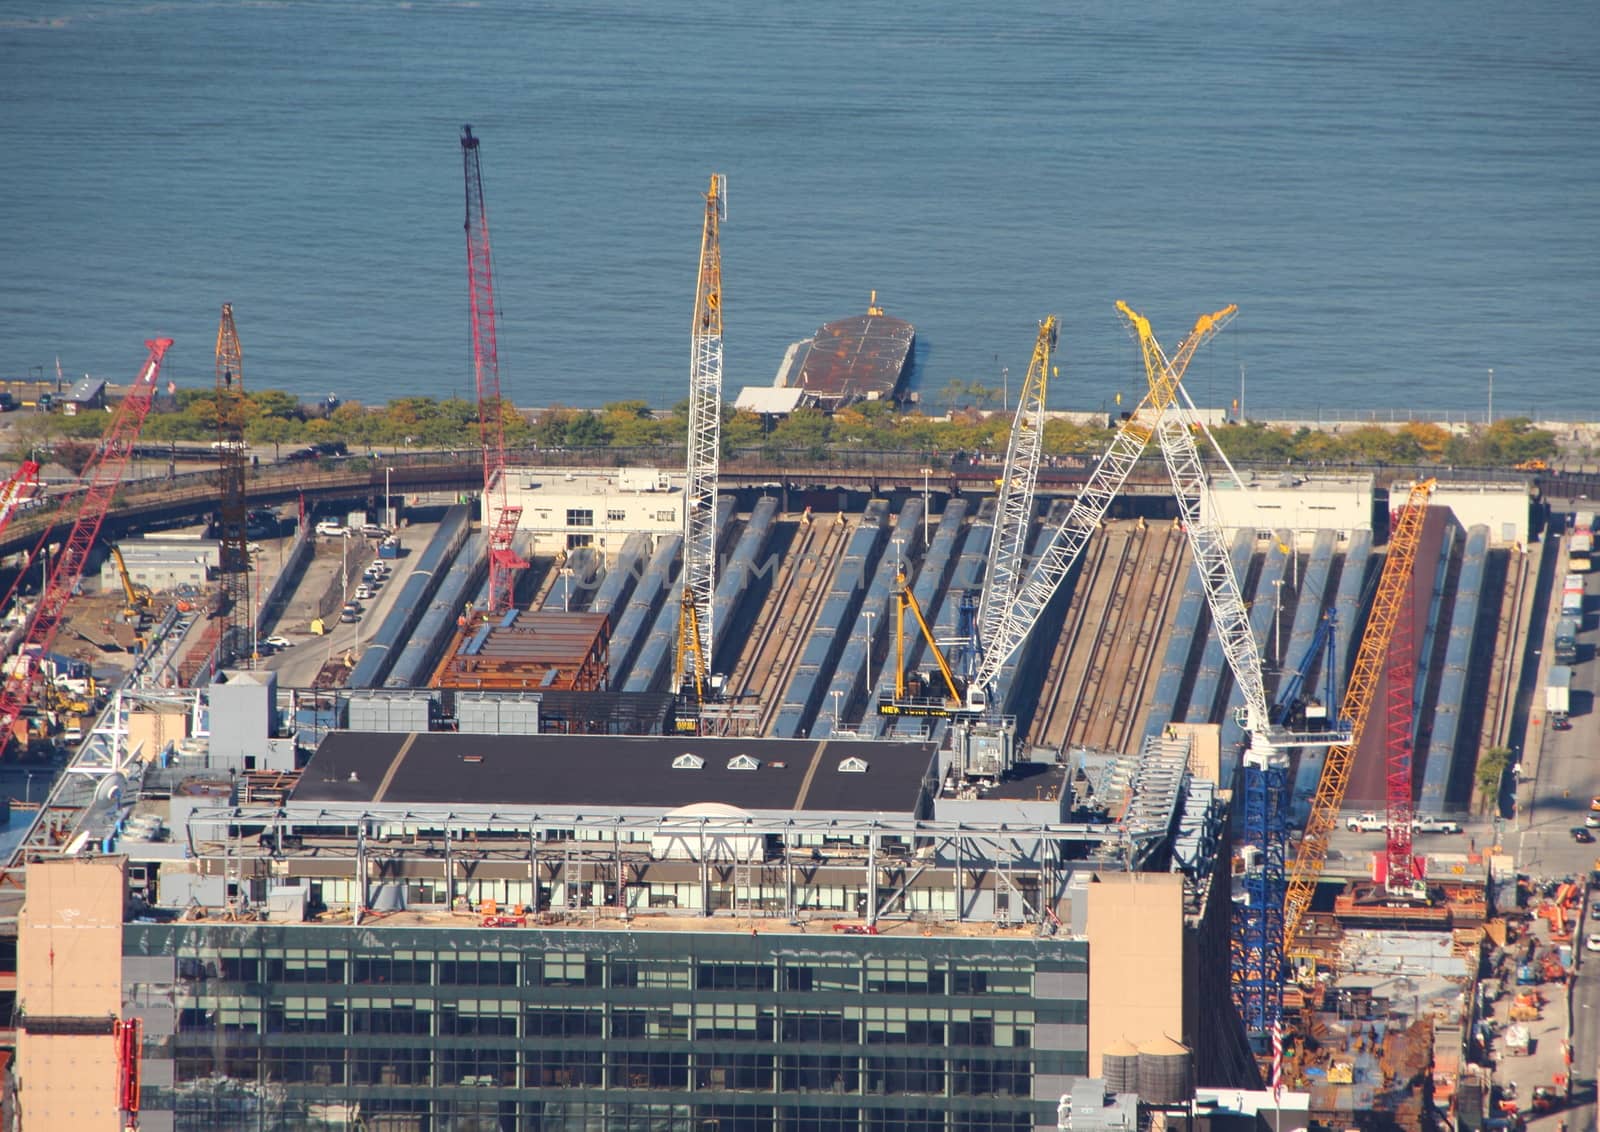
[1509,496,1600,1132]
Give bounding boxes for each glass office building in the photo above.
[126,922,1089,1132]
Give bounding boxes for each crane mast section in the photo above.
[676,173,726,698]
[1384,581,1418,893]
[0,339,172,754]
[1282,478,1435,952]
[215,304,251,668]
[977,316,1057,662]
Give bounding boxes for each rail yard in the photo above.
[1,136,1593,1132]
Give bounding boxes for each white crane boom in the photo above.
[967,304,1235,708]
[675,173,727,702]
[976,316,1058,681]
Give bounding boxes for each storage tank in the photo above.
[1136,1035,1193,1104]
[1102,1036,1141,1094]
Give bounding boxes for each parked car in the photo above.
[354,584,374,601]
[339,604,360,624]
[360,523,389,539]
[314,520,348,537]
[1413,816,1462,834]
[1572,827,1595,844]
[1345,812,1385,832]
[263,635,292,649]
[1587,933,1600,953]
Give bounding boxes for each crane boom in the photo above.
[675,173,727,703]
[1283,478,1435,953]
[967,303,1235,707]
[975,316,1057,679]
[215,303,251,667]
[462,124,527,614]
[0,339,172,756]
[0,460,40,540]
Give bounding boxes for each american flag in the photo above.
[1271,1020,1284,1101]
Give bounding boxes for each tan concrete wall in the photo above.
[1085,872,1185,1077]
[17,858,127,1131]
[128,708,189,762]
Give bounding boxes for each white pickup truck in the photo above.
[1345,811,1461,834]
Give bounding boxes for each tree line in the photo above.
[12,385,1560,472]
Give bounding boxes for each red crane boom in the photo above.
[0,339,172,757]
[1383,566,1419,893]
[462,124,527,614]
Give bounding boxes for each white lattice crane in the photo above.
[971,315,1058,696]
[964,304,1237,711]
[675,174,727,706]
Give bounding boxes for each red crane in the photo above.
[0,459,40,538]
[0,339,172,757]
[462,124,527,614]
[1383,559,1421,895]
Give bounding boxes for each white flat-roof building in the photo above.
[491,465,685,558]
[1205,472,1376,539]
[1424,479,1531,545]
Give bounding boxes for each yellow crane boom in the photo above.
[1282,478,1436,955]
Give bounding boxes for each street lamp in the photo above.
[1271,578,1286,666]
[863,610,876,687]
[562,567,574,612]
[384,466,393,531]
[920,467,932,546]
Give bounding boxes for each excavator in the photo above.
[109,544,154,621]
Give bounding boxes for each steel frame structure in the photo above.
[0,339,172,758]
[675,173,727,703]
[966,304,1235,708]
[1383,580,1420,895]
[974,316,1058,683]
[215,303,251,668]
[462,124,527,614]
[1121,306,1289,1034]
[1282,478,1435,954]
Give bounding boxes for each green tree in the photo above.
[563,412,613,447]
[1475,746,1512,813]
[248,389,302,420]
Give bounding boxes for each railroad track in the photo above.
[722,515,850,735]
[1027,528,1110,748]
[1100,524,1185,751]
[1064,524,1145,751]
[1032,521,1187,754]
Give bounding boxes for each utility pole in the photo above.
[920,467,932,546]
[1487,368,1494,426]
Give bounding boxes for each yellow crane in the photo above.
[109,544,153,619]
[1282,478,1436,958]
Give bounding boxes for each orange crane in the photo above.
[0,339,173,757]
[1282,477,1436,956]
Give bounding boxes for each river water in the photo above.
[2,1,1596,417]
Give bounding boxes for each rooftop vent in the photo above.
[727,754,761,771]
[838,756,869,774]
[672,753,705,770]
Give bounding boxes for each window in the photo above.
[440,999,519,1036]
[696,962,773,991]
[672,752,704,770]
[656,509,675,523]
[607,509,627,522]
[540,951,600,987]
[838,756,869,773]
[526,1006,603,1038]
[726,754,760,771]
[566,533,593,550]
[608,1049,687,1090]
[566,508,594,527]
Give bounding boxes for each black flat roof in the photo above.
[291,731,936,816]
